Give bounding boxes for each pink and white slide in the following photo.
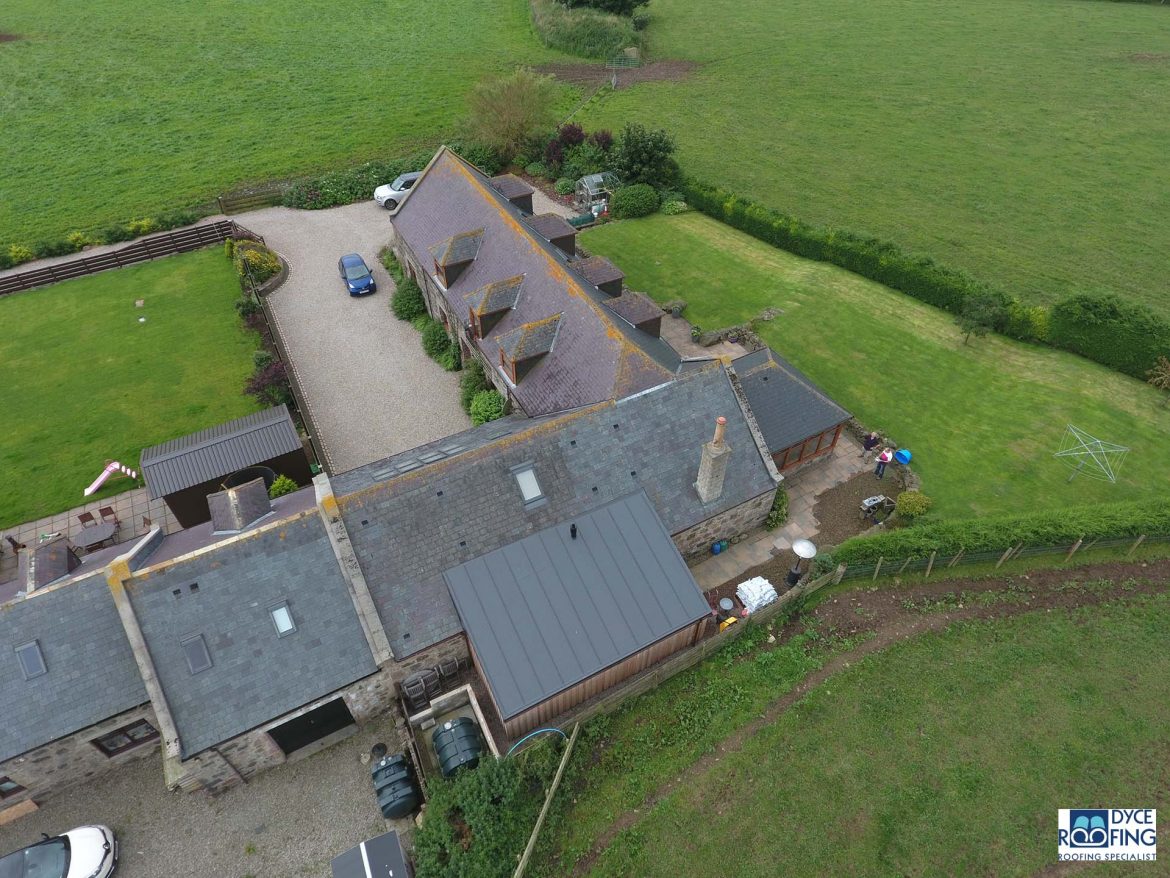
[84,460,138,496]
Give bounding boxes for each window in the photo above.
[269,601,297,637]
[92,719,159,757]
[512,464,543,505]
[15,640,46,680]
[181,634,212,675]
[0,777,25,799]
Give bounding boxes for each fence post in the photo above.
[995,545,1014,569]
[1009,542,1025,561]
[1064,536,1084,561]
[832,563,846,585]
[947,547,965,568]
[924,550,937,579]
[217,195,226,214]
[897,556,913,575]
[513,723,580,878]
[1127,534,1147,557]
[871,556,883,581]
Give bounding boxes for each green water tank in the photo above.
[432,716,485,778]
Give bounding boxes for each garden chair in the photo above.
[99,506,120,526]
[77,511,98,528]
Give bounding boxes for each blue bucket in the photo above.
[894,449,911,465]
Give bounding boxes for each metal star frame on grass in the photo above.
[1054,424,1129,483]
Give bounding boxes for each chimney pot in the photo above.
[713,416,727,447]
[570,523,578,540]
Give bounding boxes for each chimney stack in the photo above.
[695,416,731,504]
[208,477,272,533]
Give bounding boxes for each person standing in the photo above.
[875,447,893,479]
[861,431,881,459]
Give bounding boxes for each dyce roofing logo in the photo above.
[1058,809,1157,862]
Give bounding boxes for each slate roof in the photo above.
[465,275,524,316]
[603,290,664,328]
[393,147,678,415]
[127,512,377,758]
[0,573,148,763]
[574,255,624,288]
[429,228,484,268]
[446,491,708,720]
[334,363,775,657]
[498,314,562,362]
[140,405,302,499]
[733,347,851,452]
[489,174,534,201]
[525,213,576,242]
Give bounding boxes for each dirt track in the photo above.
[536,59,700,88]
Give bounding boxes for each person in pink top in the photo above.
[874,447,893,479]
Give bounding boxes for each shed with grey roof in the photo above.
[446,492,709,736]
[734,347,851,471]
[140,405,312,528]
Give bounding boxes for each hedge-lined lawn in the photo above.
[0,0,561,244]
[579,594,1170,877]
[585,0,1170,317]
[0,250,259,529]
[584,214,1170,518]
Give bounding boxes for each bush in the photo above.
[612,123,680,188]
[268,474,300,499]
[468,67,559,161]
[1049,294,1170,380]
[765,488,789,530]
[66,231,91,251]
[253,349,275,369]
[529,0,640,58]
[391,278,427,321]
[7,244,35,265]
[126,217,159,237]
[554,177,576,196]
[894,490,933,520]
[233,242,281,284]
[282,148,435,210]
[379,247,404,285]
[1004,300,1049,342]
[525,161,550,178]
[661,199,690,215]
[223,238,235,260]
[561,141,608,181]
[245,361,293,407]
[610,183,660,219]
[565,0,647,15]
[98,223,136,244]
[449,140,503,176]
[817,498,1170,568]
[470,389,507,425]
[460,359,492,413]
[589,129,614,152]
[234,296,261,318]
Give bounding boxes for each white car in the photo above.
[0,824,117,878]
[373,172,422,211]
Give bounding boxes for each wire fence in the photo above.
[833,533,1169,583]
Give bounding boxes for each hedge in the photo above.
[529,0,640,58]
[815,498,1170,569]
[611,183,660,219]
[1049,294,1170,380]
[683,180,1170,379]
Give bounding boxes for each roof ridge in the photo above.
[141,407,290,463]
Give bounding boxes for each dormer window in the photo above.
[511,463,544,507]
[496,313,562,384]
[428,228,484,288]
[465,275,524,340]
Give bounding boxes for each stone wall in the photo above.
[674,489,776,563]
[0,704,161,807]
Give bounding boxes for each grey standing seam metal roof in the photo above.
[446,491,708,720]
[127,512,377,758]
[0,573,149,763]
[140,405,302,499]
[392,148,678,416]
[333,363,774,658]
[733,347,851,452]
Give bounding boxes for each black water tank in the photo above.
[433,716,485,778]
[371,753,421,819]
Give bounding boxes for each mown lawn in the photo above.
[0,0,562,244]
[0,250,259,528]
[584,214,1170,519]
[575,593,1170,877]
[583,0,1170,316]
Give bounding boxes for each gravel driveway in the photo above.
[239,202,469,473]
[0,713,409,878]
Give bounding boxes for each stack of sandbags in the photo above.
[736,576,778,613]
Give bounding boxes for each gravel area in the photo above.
[0,713,410,878]
[238,201,470,473]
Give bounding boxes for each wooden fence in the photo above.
[217,182,289,215]
[0,221,263,296]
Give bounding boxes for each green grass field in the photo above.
[0,0,562,244]
[0,250,259,528]
[584,214,1170,518]
[577,594,1170,877]
[583,0,1170,316]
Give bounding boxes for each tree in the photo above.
[468,68,559,161]
[1148,355,1170,406]
[955,292,1005,345]
[611,123,679,188]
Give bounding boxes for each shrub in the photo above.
[449,140,503,176]
[379,247,404,284]
[223,239,235,260]
[245,361,293,407]
[525,161,550,178]
[610,183,660,218]
[98,223,136,244]
[468,67,559,161]
[7,244,35,265]
[234,243,281,284]
[589,129,614,152]
[283,148,435,210]
[268,475,299,499]
[127,217,159,237]
[1148,355,1170,404]
[1004,300,1049,342]
[421,318,452,359]
[234,296,261,318]
[544,139,565,172]
[817,498,1170,569]
[392,278,427,321]
[561,141,607,181]
[253,349,275,369]
[661,199,690,215]
[955,292,1006,344]
[469,389,507,425]
[529,0,640,58]
[1049,294,1170,380]
[612,123,680,188]
[632,7,651,29]
[554,177,576,196]
[894,490,933,520]
[66,231,91,251]
[765,488,789,530]
[460,359,491,413]
[565,0,646,14]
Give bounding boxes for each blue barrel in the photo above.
[894,449,911,465]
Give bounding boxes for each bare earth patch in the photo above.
[536,59,700,88]
[1128,53,1170,63]
[0,33,22,42]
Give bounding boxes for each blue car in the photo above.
[339,253,377,296]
